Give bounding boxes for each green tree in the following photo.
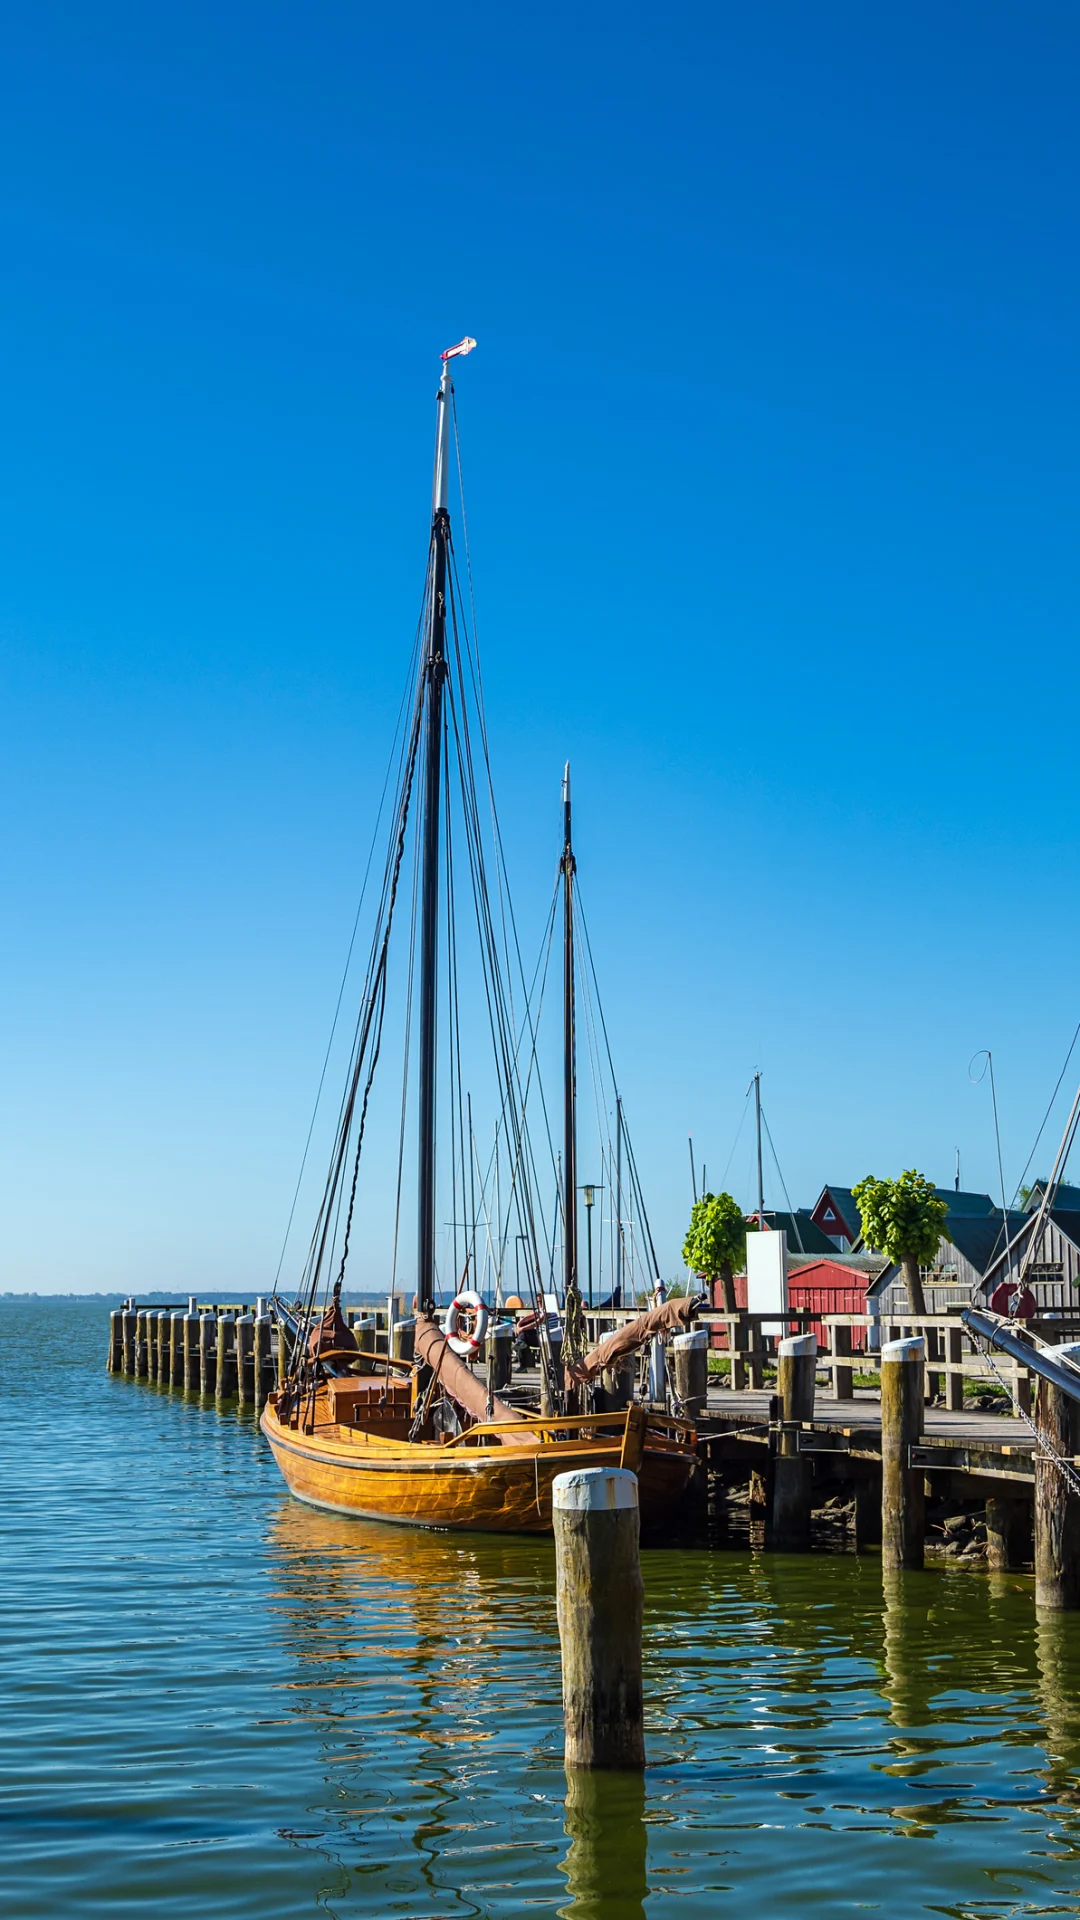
[852,1170,949,1316]
[682,1191,752,1312]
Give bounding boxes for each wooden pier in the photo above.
[105,1299,1080,1601]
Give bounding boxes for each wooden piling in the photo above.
[157,1309,172,1384]
[182,1303,199,1390]
[553,1467,644,1769]
[490,1323,512,1392]
[1034,1377,1080,1611]
[599,1359,633,1413]
[199,1314,216,1394]
[216,1314,238,1401]
[769,1334,815,1552]
[986,1493,1032,1571]
[122,1306,137,1375]
[107,1308,123,1373]
[831,1322,853,1401]
[854,1473,882,1550]
[168,1312,183,1386]
[236,1314,255,1407]
[672,1329,708,1418]
[135,1309,149,1378]
[945,1323,964,1412]
[254,1312,273,1408]
[881,1336,925,1572]
[392,1319,416,1364]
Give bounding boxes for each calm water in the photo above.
[5,1300,1080,1918]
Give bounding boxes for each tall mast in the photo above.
[754,1070,764,1224]
[561,763,577,1301]
[417,338,474,1315]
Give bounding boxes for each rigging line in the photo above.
[447,416,519,1032]
[272,610,427,1295]
[294,592,431,1310]
[1012,1017,1080,1205]
[622,1115,661,1283]
[571,880,661,1282]
[442,662,551,1292]
[759,1106,805,1253]
[967,1049,1014,1281]
[720,1091,753,1189]
[299,678,425,1317]
[390,769,423,1293]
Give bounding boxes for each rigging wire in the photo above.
[759,1106,806,1254]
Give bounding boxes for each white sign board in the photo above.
[746,1229,788,1318]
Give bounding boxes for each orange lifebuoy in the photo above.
[445,1289,490,1357]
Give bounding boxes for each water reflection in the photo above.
[559,1769,647,1920]
[1036,1613,1080,1806]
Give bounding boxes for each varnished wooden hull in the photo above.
[261,1399,696,1534]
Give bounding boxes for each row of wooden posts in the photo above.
[759,1333,1080,1611]
[554,1333,1080,1772]
[107,1299,280,1406]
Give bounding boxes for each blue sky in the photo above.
[3,2,1079,1292]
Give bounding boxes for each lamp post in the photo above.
[581,1185,602,1309]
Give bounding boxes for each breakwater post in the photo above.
[135,1309,150,1378]
[881,1336,925,1572]
[1034,1376,1080,1611]
[107,1309,123,1373]
[170,1311,184,1387]
[157,1309,172,1384]
[182,1302,199,1389]
[236,1313,255,1407]
[199,1313,216,1394]
[216,1314,237,1402]
[122,1305,137,1374]
[553,1467,644,1769]
[255,1300,273,1408]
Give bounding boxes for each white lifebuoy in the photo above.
[445,1289,490,1357]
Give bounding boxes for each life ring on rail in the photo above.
[445,1290,489,1357]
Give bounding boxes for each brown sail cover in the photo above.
[307,1299,358,1362]
[414,1312,527,1428]
[572,1296,700,1382]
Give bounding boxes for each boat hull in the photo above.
[261,1401,696,1534]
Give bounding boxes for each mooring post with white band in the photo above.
[553,1467,645,1769]
[881,1336,925,1571]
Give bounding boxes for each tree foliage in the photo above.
[682,1192,750,1278]
[852,1170,949,1267]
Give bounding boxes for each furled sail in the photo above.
[571,1297,702,1383]
[414,1313,527,1426]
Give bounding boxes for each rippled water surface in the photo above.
[6,1300,1080,1917]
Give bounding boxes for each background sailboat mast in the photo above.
[417,357,454,1315]
[561,763,578,1300]
[754,1070,764,1222]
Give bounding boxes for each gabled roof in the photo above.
[1027,1181,1080,1213]
[940,1188,998,1217]
[749,1210,838,1255]
[946,1212,1029,1276]
[811,1183,998,1247]
[812,1186,862,1239]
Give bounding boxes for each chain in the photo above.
[974,1336,1080,1502]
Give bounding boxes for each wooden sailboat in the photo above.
[261,342,699,1532]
